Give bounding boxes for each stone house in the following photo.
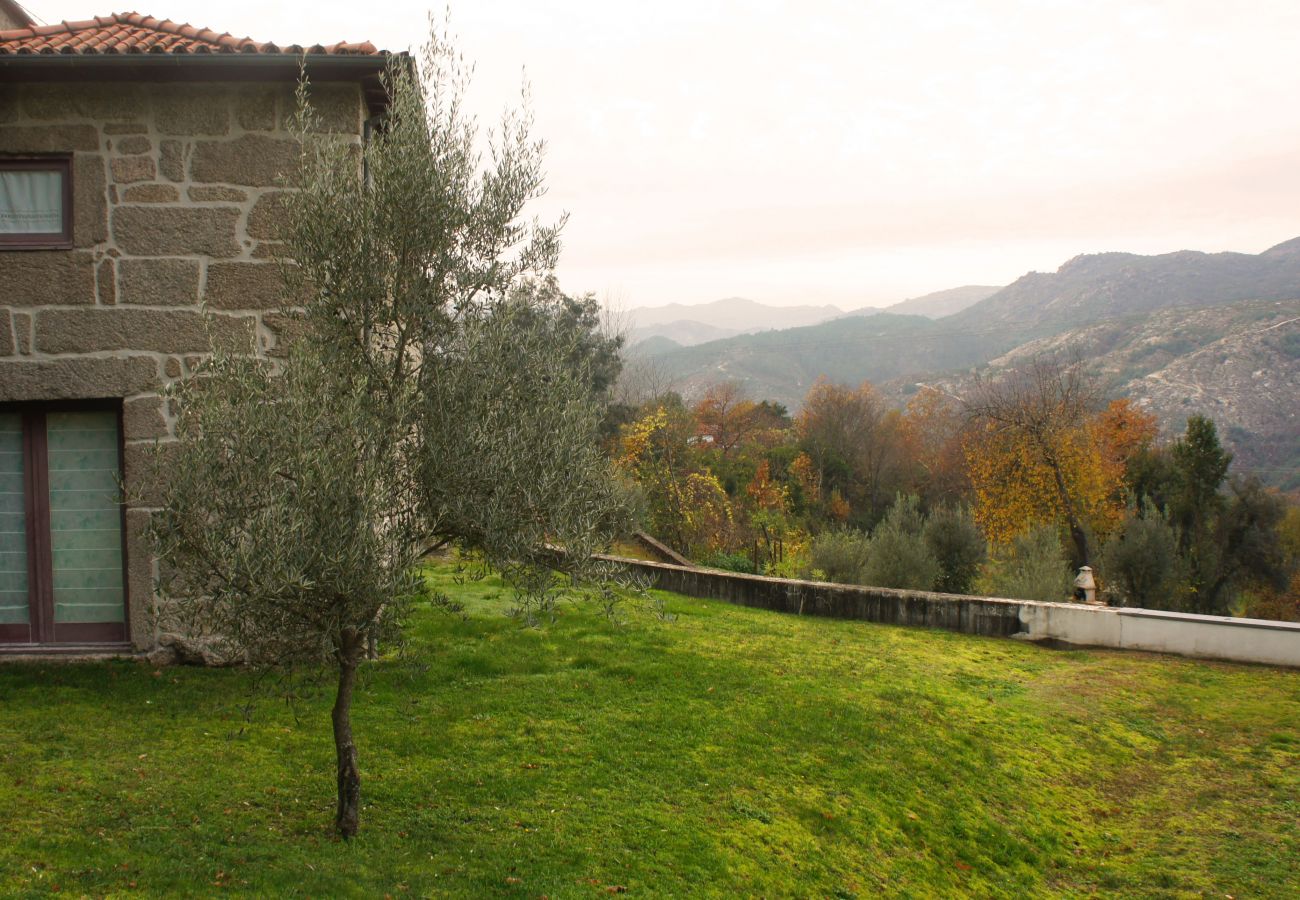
[0,9,393,654]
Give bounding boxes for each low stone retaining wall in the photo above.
[604,556,1300,669]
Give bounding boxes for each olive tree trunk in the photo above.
[332,632,363,838]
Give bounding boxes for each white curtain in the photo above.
[0,170,63,234]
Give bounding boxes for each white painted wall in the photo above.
[1020,603,1300,668]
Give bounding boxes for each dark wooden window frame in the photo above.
[0,155,75,250]
[0,399,129,646]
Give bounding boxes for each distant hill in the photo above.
[881,285,1001,319]
[947,238,1300,334]
[624,297,843,346]
[628,320,739,347]
[626,334,682,356]
[634,313,1004,412]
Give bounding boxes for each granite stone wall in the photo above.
[0,80,365,649]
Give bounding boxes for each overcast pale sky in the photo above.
[25,1,1300,309]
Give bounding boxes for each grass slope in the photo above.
[1,565,1297,897]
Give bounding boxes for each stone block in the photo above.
[246,190,292,240]
[236,86,278,131]
[123,507,156,651]
[0,124,99,153]
[251,242,286,260]
[97,258,116,305]
[73,154,108,246]
[163,356,182,378]
[123,395,168,441]
[18,83,144,122]
[0,251,96,306]
[121,184,179,203]
[0,312,12,356]
[104,123,148,135]
[118,258,200,307]
[0,355,159,402]
[159,140,187,182]
[191,135,300,187]
[154,86,230,136]
[110,155,156,184]
[187,185,246,203]
[287,83,363,134]
[113,135,152,155]
[204,262,295,310]
[111,206,241,258]
[263,310,309,356]
[12,312,30,354]
[35,308,255,355]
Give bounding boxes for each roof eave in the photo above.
[0,52,392,70]
[0,51,407,118]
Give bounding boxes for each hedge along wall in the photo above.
[603,556,1300,669]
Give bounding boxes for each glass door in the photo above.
[0,406,127,645]
[0,413,30,642]
[47,410,126,642]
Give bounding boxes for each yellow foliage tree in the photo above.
[616,406,732,555]
[964,418,1124,554]
[963,357,1134,564]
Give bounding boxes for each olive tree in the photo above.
[151,28,630,838]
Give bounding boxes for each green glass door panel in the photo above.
[46,411,124,625]
[0,413,28,625]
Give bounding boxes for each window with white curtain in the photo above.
[0,157,72,248]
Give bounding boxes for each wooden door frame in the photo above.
[0,399,129,646]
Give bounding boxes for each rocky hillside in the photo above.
[977,300,1300,489]
[946,237,1300,334]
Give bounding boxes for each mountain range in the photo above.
[944,237,1300,335]
[625,237,1300,489]
[625,286,1000,347]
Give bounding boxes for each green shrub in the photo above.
[701,551,758,574]
[979,524,1073,603]
[807,529,872,584]
[862,494,940,591]
[923,504,987,594]
[1098,505,1185,608]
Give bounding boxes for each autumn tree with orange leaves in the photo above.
[693,382,766,457]
[797,379,909,527]
[963,357,1154,566]
[900,386,972,507]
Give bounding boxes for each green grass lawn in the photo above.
[1,564,1297,898]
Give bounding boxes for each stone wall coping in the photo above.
[1116,606,1300,633]
[598,553,1109,614]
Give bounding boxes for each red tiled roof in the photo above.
[0,10,382,56]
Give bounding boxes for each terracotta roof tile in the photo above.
[0,11,382,56]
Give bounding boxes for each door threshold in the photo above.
[0,642,135,661]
